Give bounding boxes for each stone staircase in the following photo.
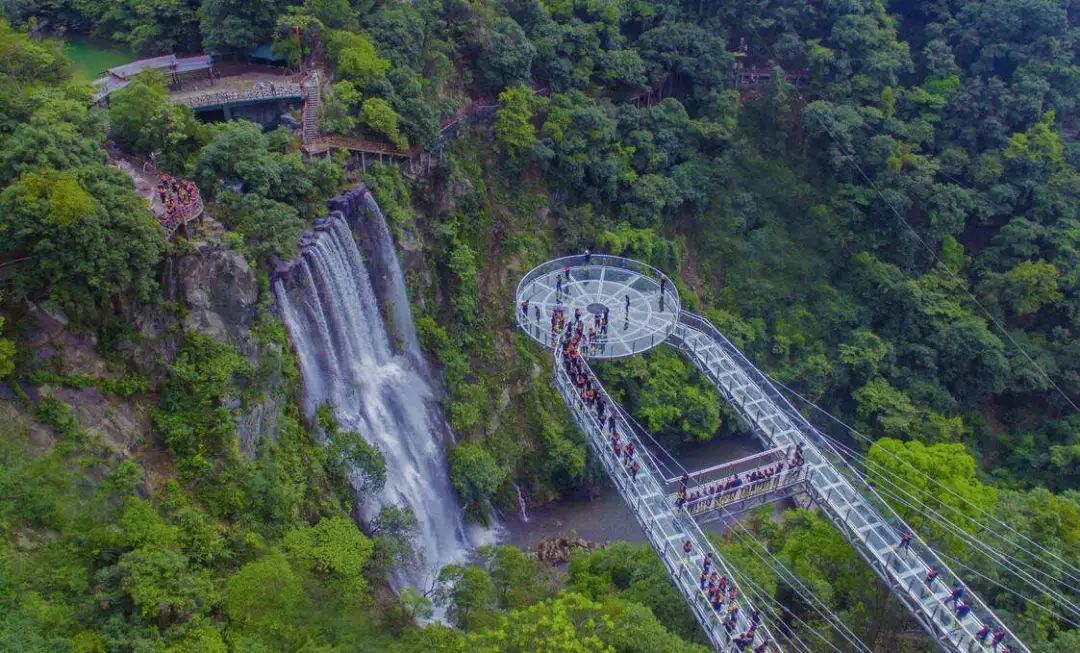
[301,74,320,142]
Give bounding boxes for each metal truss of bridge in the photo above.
[516,255,1027,653]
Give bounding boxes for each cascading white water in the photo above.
[360,193,423,363]
[275,196,492,590]
[513,482,530,523]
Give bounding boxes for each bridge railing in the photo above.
[515,254,681,357]
[553,344,774,651]
[174,83,303,109]
[671,311,1027,653]
[668,447,788,486]
[682,465,811,518]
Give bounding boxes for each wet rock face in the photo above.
[174,247,258,344]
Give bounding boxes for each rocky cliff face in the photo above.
[18,239,286,458]
[172,246,259,346]
[168,243,283,454]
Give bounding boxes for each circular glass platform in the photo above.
[515,255,681,358]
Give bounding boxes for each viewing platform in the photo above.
[515,255,681,359]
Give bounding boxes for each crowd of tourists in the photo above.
[155,174,202,233]
[674,446,807,516]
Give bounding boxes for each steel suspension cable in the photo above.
[931,548,1080,630]
[610,398,690,479]
[690,517,834,653]
[723,514,876,653]
[719,558,822,653]
[811,430,1080,621]
[815,429,1080,600]
[863,480,1080,622]
[766,374,1080,588]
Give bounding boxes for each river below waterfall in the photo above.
[503,435,763,547]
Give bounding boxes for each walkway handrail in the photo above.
[682,467,810,514]
[174,83,303,108]
[671,310,1028,653]
[667,448,788,486]
[553,343,777,651]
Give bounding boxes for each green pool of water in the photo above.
[64,39,135,80]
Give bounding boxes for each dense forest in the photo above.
[1,0,1079,651]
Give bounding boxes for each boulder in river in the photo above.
[534,534,598,564]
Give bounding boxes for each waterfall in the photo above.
[274,187,493,591]
[513,482,530,523]
[360,193,423,363]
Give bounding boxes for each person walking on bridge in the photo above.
[925,566,941,585]
[897,530,913,553]
[945,582,964,608]
[992,627,1007,647]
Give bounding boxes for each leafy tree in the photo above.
[152,333,250,478]
[317,404,387,499]
[224,551,306,642]
[597,48,647,89]
[117,546,218,626]
[868,438,998,553]
[854,377,964,443]
[194,121,282,197]
[284,516,374,602]
[461,591,708,652]
[328,30,391,86]
[194,121,341,214]
[479,545,542,610]
[0,313,14,378]
[495,85,542,170]
[368,504,419,572]
[478,17,536,92]
[598,348,720,444]
[0,166,163,311]
[0,97,105,185]
[199,0,293,54]
[837,330,888,384]
[1001,259,1063,317]
[568,541,699,641]
[359,97,407,149]
[435,563,496,630]
[108,70,203,169]
[97,0,202,54]
[449,442,506,521]
[218,192,304,265]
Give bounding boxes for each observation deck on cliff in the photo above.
[515,255,680,359]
